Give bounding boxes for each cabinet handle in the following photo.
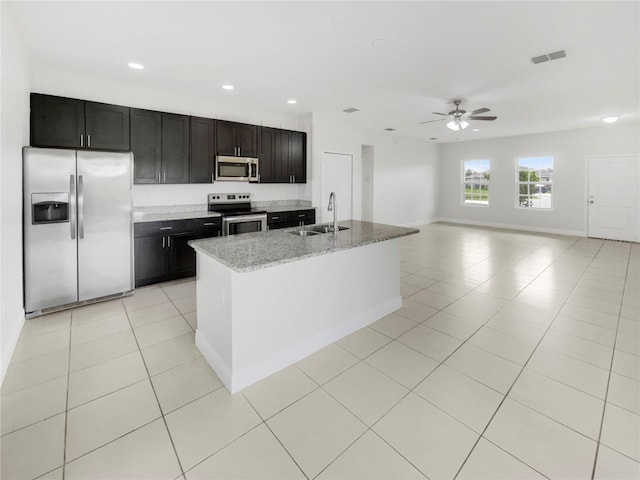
[87,134,91,147]
[157,173,160,183]
[272,216,279,220]
[238,147,241,156]
[162,236,165,248]
[80,134,84,147]
[293,175,296,183]
[203,222,214,226]
[160,226,173,230]
[211,173,214,183]
[297,214,305,218]
[167,236,171,248]
[163,172,166,183]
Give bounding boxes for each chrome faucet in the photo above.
[327,192,338,234]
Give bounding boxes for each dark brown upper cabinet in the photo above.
[216,120,258,157]
[259,127,306,183]
[131,108,162,184]
[190,117,215,183]
[30,93,130,151]
[161,113,190,184]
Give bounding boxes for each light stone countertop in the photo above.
[189,220,419,273]
[133,201,313,223]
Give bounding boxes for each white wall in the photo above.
[438,122,640,235]
[1,4,30,383]
[31,66,312,207]
[311,111,438,227]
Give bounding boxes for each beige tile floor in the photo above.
[1,223,639,479]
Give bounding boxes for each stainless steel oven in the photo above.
[215,156,259,182]
[208,192,267,236]
[223,214,267,236]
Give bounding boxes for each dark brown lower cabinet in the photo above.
[134,218,221,287]
[267,209,316,230]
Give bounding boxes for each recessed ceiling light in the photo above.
[602,116,619,123]
[472,128,480,132]
[128,62,144,70]
[287,99,297,104]
[222,85,234,90]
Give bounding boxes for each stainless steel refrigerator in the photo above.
[23,147,134,316]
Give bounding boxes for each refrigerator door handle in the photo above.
[69,175,76,239]
[78,175,85,239]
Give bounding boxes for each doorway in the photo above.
[587,155,639,242]
[321,152,353,223]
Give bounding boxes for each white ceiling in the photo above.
[7,1,640,143]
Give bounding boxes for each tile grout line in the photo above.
[121,290,188,480]
[589,245,632,480]
[449,235,594,479]
[60,310,75,480]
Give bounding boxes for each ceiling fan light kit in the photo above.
[447,119,469,131]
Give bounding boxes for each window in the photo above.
[517,156,553,209]
[463,160,490,205]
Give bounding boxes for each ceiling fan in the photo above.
[421,100,497,131]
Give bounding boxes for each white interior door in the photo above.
[321,152,353,223]
[588,155,640,242]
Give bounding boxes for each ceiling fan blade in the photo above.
[431,112,448,116]
[420,118,445,124]
[468,115,497,121]
[469,107,490,115]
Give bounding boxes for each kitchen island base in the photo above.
[194,239,402,394]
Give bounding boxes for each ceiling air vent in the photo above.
[548,50,566,61]
[531,49,567,64]
[343,107,360,113]
[384,128,396,131]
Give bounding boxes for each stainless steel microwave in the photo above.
[215,156,259,182]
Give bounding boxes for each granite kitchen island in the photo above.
[189,220,419,393]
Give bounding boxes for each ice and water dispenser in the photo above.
[31,193,69,224]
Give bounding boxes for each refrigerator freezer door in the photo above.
[76,151,133,301]
[23,148,78,312]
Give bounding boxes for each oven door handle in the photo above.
[224,214,267,223]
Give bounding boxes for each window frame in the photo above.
[462,159,491,207]
[515,156,554,210]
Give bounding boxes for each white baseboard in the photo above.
[435,217,586,237]
[1,310,26,386]
[399,218,437,228]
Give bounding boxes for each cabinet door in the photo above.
[85,102,130,151]
[162,113,190,184]
[168,232,198,279]
[289,131,307,183]
[190,117,215,183]
[30,94,84,148]
[259,127,275,183]
[274,130,291,182]
[236,123,258,157]
[131,109,162,184]
[215,120,237,156]
[134,235,168,287]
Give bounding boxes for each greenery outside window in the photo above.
[517,156,553,209]
[463,160,490,205]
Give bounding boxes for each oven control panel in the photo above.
[208,193,251,204]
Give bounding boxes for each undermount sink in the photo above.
[289,229,321,236]
[308,225,350,234]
